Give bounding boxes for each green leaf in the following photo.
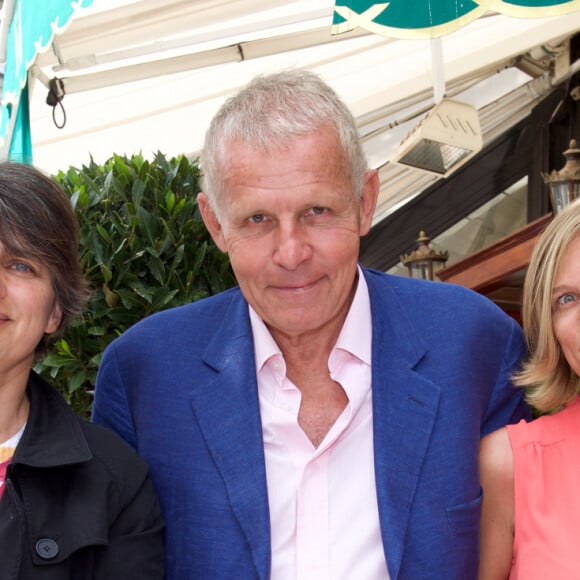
[87,325,106,336]
[96,224,111,244]
[41,353,77,368]
[69,372,86,393]
[151,287,180,309]
[165,191,176,211]
[100,263,113,283]
[57,339,72,356]
[136,206,156,245]
[132,178,146,209]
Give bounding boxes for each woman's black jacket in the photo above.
[0,371,164,579]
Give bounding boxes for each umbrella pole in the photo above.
[431,37,445,104]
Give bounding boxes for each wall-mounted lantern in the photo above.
[543,138,580,214]
[400,231,449,281]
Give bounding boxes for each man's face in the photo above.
[199,126,378,345]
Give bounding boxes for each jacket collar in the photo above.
[12,371,92,468]
[189,292,271,580]
[189,271,442,580]
[364,268,441,579]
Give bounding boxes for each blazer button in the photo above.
[35,538,59,559]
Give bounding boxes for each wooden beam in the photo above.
[436,213,552,292]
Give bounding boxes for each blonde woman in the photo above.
[479,199,580,579]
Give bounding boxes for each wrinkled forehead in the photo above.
[219,124,343,160]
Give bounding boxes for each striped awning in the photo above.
[0,0,94,162]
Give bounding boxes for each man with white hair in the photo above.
[93,69,529,579]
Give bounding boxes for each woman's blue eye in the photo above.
[12,262,32,272]
[557,293,576,306]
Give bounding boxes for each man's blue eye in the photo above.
[312,207,326,215]
[249,214,264,224]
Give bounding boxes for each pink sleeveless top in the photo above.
[507,395,580,579]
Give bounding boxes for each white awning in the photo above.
[14,0,580,219]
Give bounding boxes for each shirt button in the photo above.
[35,538,59,559]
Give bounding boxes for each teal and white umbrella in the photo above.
[333,0,580,38]
[0,0,94,163]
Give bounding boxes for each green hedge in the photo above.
[35,152,235,417]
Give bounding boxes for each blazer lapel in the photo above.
[189,294,271,580]
[365,271,441,579]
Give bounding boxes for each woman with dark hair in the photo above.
[0,162,164,578]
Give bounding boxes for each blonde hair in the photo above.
[514,199,580,412]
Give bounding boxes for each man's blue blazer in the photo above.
[92,267,529,579]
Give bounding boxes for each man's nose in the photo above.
[273,222,312,270]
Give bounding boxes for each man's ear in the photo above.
[197,192,228,253]
[358,169,379,236]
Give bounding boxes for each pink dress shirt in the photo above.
[249,270,390,579]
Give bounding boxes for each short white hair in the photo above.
[200,69,368,218]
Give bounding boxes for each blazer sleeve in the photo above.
[480,316,531,437]
[92,341,138,450]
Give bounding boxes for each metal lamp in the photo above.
[400,231,449,281]
[392,99,483,178]
[543,138,580,214]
